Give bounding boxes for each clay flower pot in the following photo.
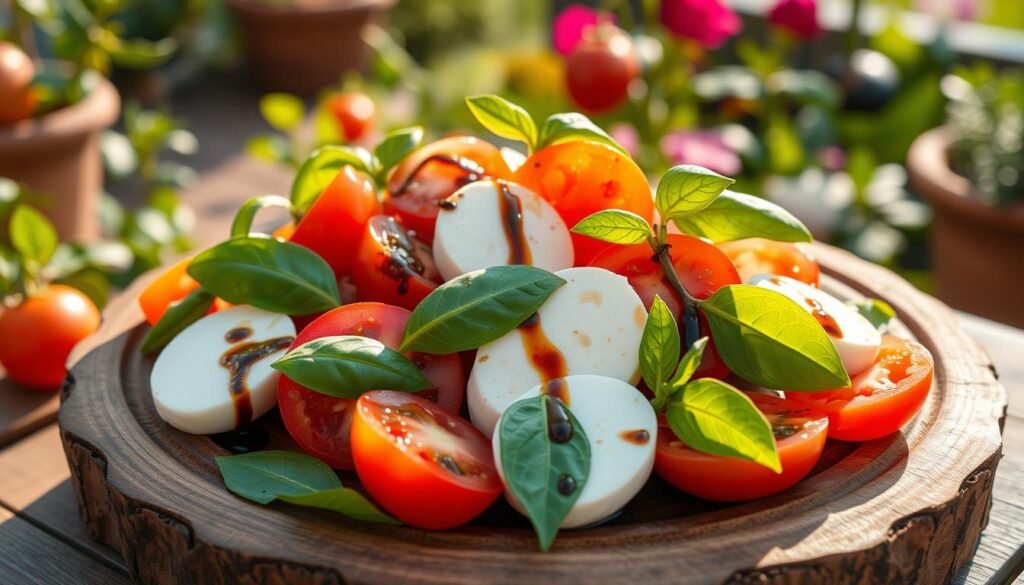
[908,126,1024,327]
[0,77,120,242]
[228,0,396,95]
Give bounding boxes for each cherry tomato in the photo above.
[351,390,502,529]
[589,234,740,379]
[514,141,654,265]
[350,215,441,311]
[565,25,638,114]
[655,393,828,501]
[278,303,465,470]
[385,136,512,243]
[290,166,380,277]
[717,238,820,287]
[0,285,100,390]
[327,91,375,142]
[786,336,933,442]
[0,42,37,125]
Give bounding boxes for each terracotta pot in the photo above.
[0,77,120,242]
[907,126,1024,327]
[228,0,395,95]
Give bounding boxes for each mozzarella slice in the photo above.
[151,305,296,435]
[751,274,881,377]
[493,375,656,528]
[433,180,574,282]
[468,267,646,437]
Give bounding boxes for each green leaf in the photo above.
[291,146,375,213]
[848,298,896,331]
[231,195,295,239]
[669,336,708,388]
[279,488,399,525]
[260,93,305,132]
[216,451,341,504]
[187,236,340,315]
[399,266,565,354]
[9,205,58,265]
[538,113,628,156]
[141,288,215,354]
[571,210,652,245]
[55,268,110,310]
[272,335,432,398]
[246,135,290,164]
[465,95,538,151]
[103,37,177,69]
[667,379,781,472]
[640,295,679,402]
[700,285,850,391]
[499,395,590,551]
[373,126,423,176]
[671,191,812,243]
[656,165,735,220]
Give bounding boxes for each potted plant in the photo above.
[908,66,1024,327]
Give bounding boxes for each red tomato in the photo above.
[717,238,820,287]
[385,136,512,243]
[565,25,638,114]
[589,234,740,379]
[655,394,828,501]
[514,141,654,265]
[138,257,199,325]
[350,215,441,311]
[290,166,380,277]
[0,285,100,390]
[327,91,375,142]
[351,390,502,529]
[277,303,464,470]
[786,336,933,442]
[0,42,37,125]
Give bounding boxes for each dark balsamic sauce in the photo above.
[225,326,253,343]
[518,312,575,442]
[557,474,577,495]
[619,429,651,445]
[391,154,489,198]
[211,427,269,454]
[804,297,843,338]
[546,396,573,443]
[495,179,532,265]
[219,336,294,428]
[372,216,436,296]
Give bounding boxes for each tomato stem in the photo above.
[649,232,700,350]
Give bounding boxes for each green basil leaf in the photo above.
[848,298,896,331]
[259,93,305,132]
[279,488,400,525]
[291,146,375,213]
[103,37,177,69]
[10,204,58,265]
[399,266,565,354]
[640,295,679,399]
[230,195,295,239]
[700,285,850,391]
[141,288,215,354]
[499,395,590,551]
[465,95,538,151]
[246,135,290,164]
[671,191,812,243]
[656,165,734,220]
[373,126,424,176]
[667,379,781,472]
[187,236,340,315]
[538,112,628,156]
[216,451,341,504]
[571,209,652,245]
[668,335,708,389]
[272,335,432,398]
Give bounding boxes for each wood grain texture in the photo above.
[0,372,59,448]
[58,244,1006,585]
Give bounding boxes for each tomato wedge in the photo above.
[351,390,502,529]
[717,238,820,286]
[349,215,441,311]
[138,257,199,325]
[655,393,828,501]
[786,335,934,441]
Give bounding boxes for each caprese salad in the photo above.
[139,95,934,550]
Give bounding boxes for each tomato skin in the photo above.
[350,215,440,311]
[786,336,933,442]
[0,42,37,125]
[0,285,100,390]
[351,390,502,529]
[327,91,375,142]
[655,394,828,501]
[290,166,380,277]
[278,303,464,470]
[717,238,820,287]
[565,27,638,114]
[514,141,654,265]
[138,257,200,325]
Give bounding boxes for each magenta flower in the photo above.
[553,4,613,56]
[659,0,741,49]
[768,0,821,39]
[660,130,742,177]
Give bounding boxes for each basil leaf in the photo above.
[499,395,590,551]
[230,195,295,239]
[399,266,565,354]
[259,93,305,132]
[141,288,215,353]
[10,204,58,265]
[216,451,341,504]
[848,298,896,331]
[640,295,679,401]
[465,95,538,151]
[538,112,628,156]
[671,191,812,243]
[373,126,423,176]
[656,165,735,220]
[187,236,340,315]
[571,209,652,245]
[668,335,708,388]
[272,335,432,398]
[667,379,781,472]
[291,146,375,213]
[701,285,850,391]
[279,488,400,525]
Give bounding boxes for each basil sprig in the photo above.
[669,190,812,243]
[141,288,214,353]
[571,209,652,245]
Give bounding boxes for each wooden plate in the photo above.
[59,244,1006,585]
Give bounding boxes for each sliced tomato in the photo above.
[655,393,828,502]
[277,303,465,470]
[349,215,441,311]
[138,257,199,325]
[717,238,820,286]
[351,390,502,529]
[786,336,933,441]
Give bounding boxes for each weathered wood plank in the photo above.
[0,369,59,448]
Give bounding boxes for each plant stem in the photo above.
[845,0,864,57]
[649,233,701,350]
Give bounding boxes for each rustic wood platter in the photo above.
[59,244,1006,585]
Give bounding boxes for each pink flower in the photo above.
[553,4,614,56]
[768,0,821,39]
[660,130,741,176]
[659,0,741,49]
[609,123,640,157]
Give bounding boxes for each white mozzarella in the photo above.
[751,274,881,377]
[468,267,647,437]
[151,305,295,435]
[433,180,574,282]
[493,375,657,528]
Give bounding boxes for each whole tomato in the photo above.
[327,91,375,142]
[565,24,638,114]
[0,41,37,125]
